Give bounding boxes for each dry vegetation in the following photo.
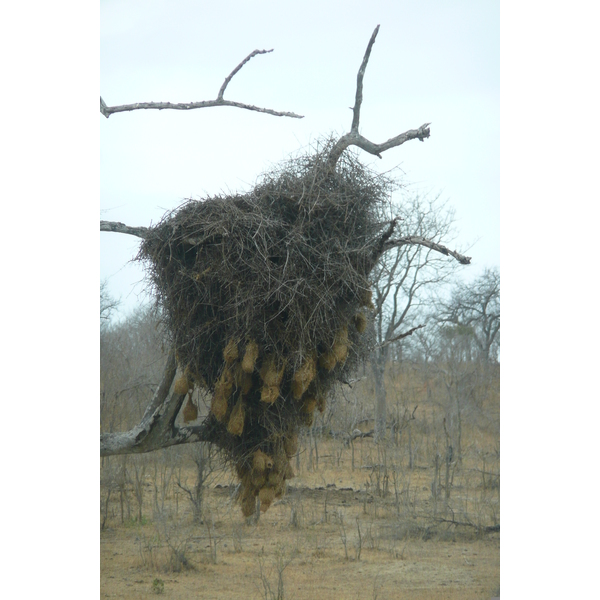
[100,27,498,598]
[101,351,499,599]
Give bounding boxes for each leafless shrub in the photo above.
[287,494,304,529]
[355,517,363,561]
[232,524,243,553]
[256,546,294,600]
[100,484,113,531]
[363,519,380,551]
[136,530,161,571]
[151,449,177,519]
[175,443,219,523]
[372,571,386,600]
[164,529,195,572]
[204,515,218,564]
[131,454,148,523]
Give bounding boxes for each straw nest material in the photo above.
[137,141,391,515]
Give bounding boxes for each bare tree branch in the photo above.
[217,49,270,99]
[100,220,212,247]
[372,217,400,260]
[369,194,465,441]
[328,25,431,167]
[435,267,499,361]
[329,125,431,168]
[100,279,120,325]
[383,235,471,265]
[100,220,149,239]
[100,349,217,456]
[100,49,304,119]
[351,24,379,132]
[377,324,425,349]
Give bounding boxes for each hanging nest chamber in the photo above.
[137,143,391,514]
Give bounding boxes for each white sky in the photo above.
[100,0,499,317]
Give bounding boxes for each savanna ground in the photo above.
[101,363,499,599]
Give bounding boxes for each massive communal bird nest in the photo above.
[137,142,393,515]
[116,25,469,516]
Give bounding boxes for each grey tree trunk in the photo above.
[373,350,387,442]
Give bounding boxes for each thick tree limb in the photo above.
[100,220,149,239]
[100,220,205,247]
[100,349,216,456]
[101,49,303,120]
[383,235,471,265]
[329,125,431,167]
[328,25,431,168]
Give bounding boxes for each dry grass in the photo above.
[101,435,499,599]
[101,357,499,598]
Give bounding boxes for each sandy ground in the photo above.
[101,463,499,599]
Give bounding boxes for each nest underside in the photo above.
[137,143,392,514]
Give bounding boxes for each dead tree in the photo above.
[100,26,470,463]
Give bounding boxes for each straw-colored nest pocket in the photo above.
[174,375,191,396]
[182,395,198,423]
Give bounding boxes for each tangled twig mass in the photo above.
[138,143,395,514]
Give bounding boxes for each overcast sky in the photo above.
[101,0,499,317]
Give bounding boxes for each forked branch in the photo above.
[328,25,431,167]
[100,349,217,456]
[100,49,303,119]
